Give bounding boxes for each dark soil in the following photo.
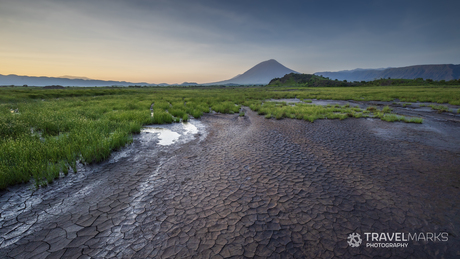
[1,108,459,258]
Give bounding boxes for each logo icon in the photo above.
[347,233,362,247]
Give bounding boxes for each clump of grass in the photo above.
[405,117,423,123]
[367,106,377,112]
[239,111,245,117]
[274,110,285,119]
[182,114,189,122]
[211,101,240,114]
[376,113,423,124]
[303,114,315,122]
[353,112,364,118]
[379,114,403,122]
[128,122,141,134]
[363,105,423,124]
[169,108,186,118]
[430,105,449,113]
[382,106,392,113]
[152,111,173,124]
[191,110,203,118]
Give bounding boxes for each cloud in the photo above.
[0,0,459,83]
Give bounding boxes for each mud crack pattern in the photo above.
[1,109,459,258]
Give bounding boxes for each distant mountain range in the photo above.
[1,62,459,87]
[0,59,297,87]
[0,74,156,87]
[0,59,297,86]
[206,59,298,85]
[315,64,460,81]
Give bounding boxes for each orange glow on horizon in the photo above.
[0,54,240,84]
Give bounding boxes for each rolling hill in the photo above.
[315,64,460,81]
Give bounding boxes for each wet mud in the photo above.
[1,108,459,258]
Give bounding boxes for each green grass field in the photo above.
[1,85,459,189]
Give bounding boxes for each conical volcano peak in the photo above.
[207,59,298,85]
[253,59,285,67]
[254,59,284,67]
[246,59,295,73]
[262,59,278,63]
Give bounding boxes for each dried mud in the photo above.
[1,108,459,258]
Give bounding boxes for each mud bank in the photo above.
[1,110,459,258]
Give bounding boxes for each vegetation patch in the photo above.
[429,105,450,113]
[0,84,456,189]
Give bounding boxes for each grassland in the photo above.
[1,84,459,189]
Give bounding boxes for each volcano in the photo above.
[207,59,299,85]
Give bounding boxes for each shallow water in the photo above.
[142,128,181,145]
[141,119,204,146]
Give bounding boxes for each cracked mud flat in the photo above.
[1,108,460,258]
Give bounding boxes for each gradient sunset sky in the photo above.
[1,0,459,84]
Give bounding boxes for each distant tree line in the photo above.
[268,73,460,87]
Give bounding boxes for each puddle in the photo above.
[183,122,198,134]
[108,119,206,164]
[142,128,181,145]
[141,119,205,146]
[310,100,360,107]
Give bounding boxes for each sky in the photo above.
[1,0,459,84]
